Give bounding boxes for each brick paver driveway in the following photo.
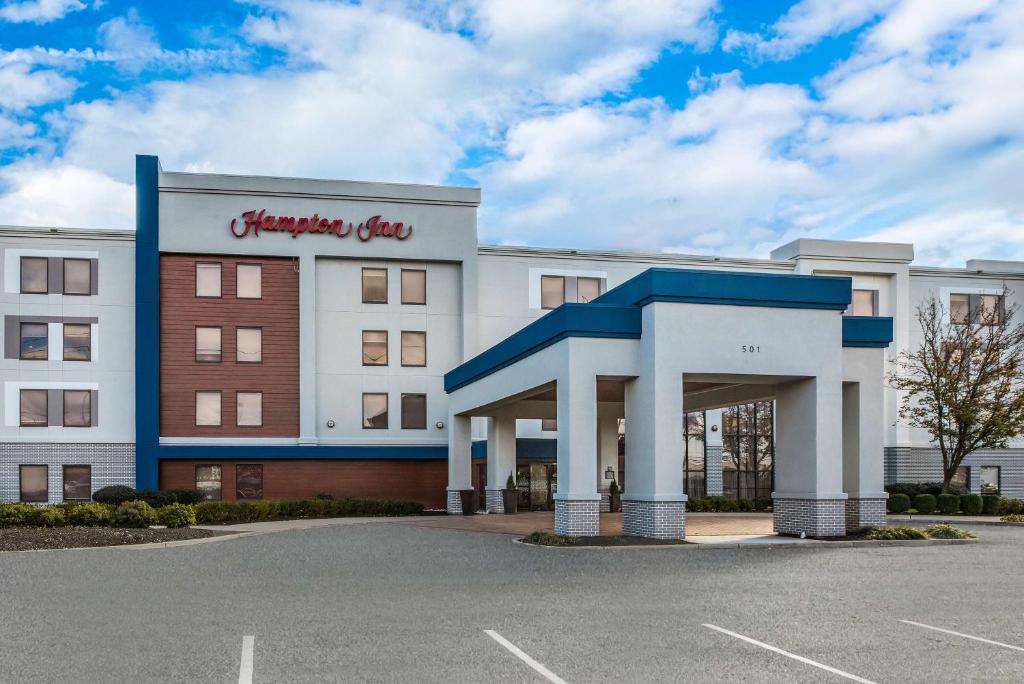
[401,511,774,536]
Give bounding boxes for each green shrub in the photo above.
[1001,514,1024,522]
[0,502,35,527]
[925,523,975,539]
[982,495,1001,516]
[735,498,755,512]
[936,493,960,515]
[997,498,1024,515]
[64,502,112,526]
[960,494,983,515]
[687,497,704,512]
[913,494,936,514]
[886,482,942,498]
[753,497,773,512]
[865,525,927,540]
[137,489,203,508]
[192,497,424,524]
[156,503,196,528]
[888,493,911,513]
[111,500,156,528]
[93,485,138,505]
[716,497,739,512]
[35,507,66,527]
[522,531,578,546]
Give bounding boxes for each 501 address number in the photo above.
[741,345,761,353]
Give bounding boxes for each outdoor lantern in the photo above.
[605,466,615,480]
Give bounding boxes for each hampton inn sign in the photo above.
[230,209,414,242]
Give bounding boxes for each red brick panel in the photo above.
[159,460,447,508]
[160,254,299,437]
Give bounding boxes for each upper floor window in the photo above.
[848,289,878,317]
[401,269,426,305]
[236,263,262,299]
[20,257,48,294]
[195,262,222,298]
[236,327,262,363]
[541,275,565,310]
[362,268,387,303]
[63,323,91,361]
[541,418,557,431]
[195,391,222,426]
[20,389,48,427]
[19,322,48,360]
[950,293,1004,326]
[195,327,222,363]
[577,277,601,303]
[401,331,426,367]
[62,390,92,428]
[236,391,263,427]
[362,393,388,429]
[401,393,427,429]
[63,258,91,295]
[362,330,388,366]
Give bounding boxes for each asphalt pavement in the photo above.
[1,520,1022,683]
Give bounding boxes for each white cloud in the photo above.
[860,208,1024,265]
[0,61,78,110]
[0,162,132,228]
[0,0,85,24]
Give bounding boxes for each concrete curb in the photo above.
[513,537,978,550]
[0,531,253,555]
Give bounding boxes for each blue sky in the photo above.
[0,0,1021,264]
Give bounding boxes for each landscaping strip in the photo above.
[0,527,228,552]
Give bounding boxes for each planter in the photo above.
[501,489,518,514]
[609,494,620,513]
[458,489,477,516]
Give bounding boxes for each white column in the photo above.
[773,376,847,536]
[597,412,620,511]
[298,254,318,445]
[447,413,472,514]
[553,368,600,535]
[485,416,517,512]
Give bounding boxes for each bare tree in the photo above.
[890,290,1024,492]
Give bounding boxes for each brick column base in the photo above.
[485,489,504,514]
[554,499,600,536]
[599,490,611,513]
[845,497,887,532]
[621,499,686,539]
[446,490,462,514]
[773,497,847,537]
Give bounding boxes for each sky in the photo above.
[0,0,1022,265]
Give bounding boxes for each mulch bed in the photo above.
[0,527,226,552]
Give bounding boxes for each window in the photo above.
[401,393,427,429]
[236,392,263,427]
[950,293,1005,326]
[63,323,91,361]
[195,464,222,501]
[63,258,91,295]
[20,389,47,427]
[577,277,601,303]
[362,267,387,303]
[19,322,48,360]
[951,465,970,491]
[848,289,878,316]
[401,269,426,305]
[721,401,774,500]
[401,331,426,366]
[684,412,706,497]
[980,466,1000,495]
[20,257,48,294]
[978,294,1004,326]
[362,330,388,366]
[63,465,91,501]
[362,393,388,429]
[195,327,222,362]
[20,465,48,502]
[195,262,222,297]
[949,293,970,325]
[540,275,565,310]
[236,263,262,299]
[541,418,557,431]
[236,327,262,363]
[236,464,263,500]
[62,390,91,427]
[195,391,222,426]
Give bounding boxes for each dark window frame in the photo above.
[401,393,427,429]
[400,330,427,367]
[62,464,92,501]
[19,464,48,502]
[20,256,48,294]
[400,268,427,305]
[195,464,223,501]
[62,322,91,361]
[62,389,92,428]
[950,292,1006,327]
[19,321,48,360]
[195,261,223,299]
[980,465,1001,496]
[235,262,263,300]
[195,390,223,427]
[235,326,263,364]
[362,329,389,366]
[62,258,92,296]
[362,392,389,430]
[194,325,223,363]
[361,267,388,304]
[19,389,48,427]
[235,391,264,428]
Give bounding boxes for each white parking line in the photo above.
[900,620,1024,652]
[238,635,255,684]
[702,624,876,683]
[485,630,568,684]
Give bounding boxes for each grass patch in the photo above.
[861,524,975,541]
[1001,514,1024,523]
[924,523,976,539]
[523,531,580,546]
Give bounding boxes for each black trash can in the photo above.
[458,489,477,516]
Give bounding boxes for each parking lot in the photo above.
[1,521,1022,683]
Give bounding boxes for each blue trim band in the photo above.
[473,437,556,462]
[135,155,160,489]
[444,303,641,392]
[842,316,894,348]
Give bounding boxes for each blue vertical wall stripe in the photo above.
[135,155,160,489]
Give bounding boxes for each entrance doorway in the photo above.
[516,463,557,510]
[722,401,774,499]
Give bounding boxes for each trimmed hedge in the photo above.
[93,485,139,506]
[1002,514,1024,522]
[111,500,157,528]
[93,486,201,508]
[193,497,424,524]
[888,493,911,513]
[936,493,960,515]
[886,482,968,498]
[0,502,35,527]
[960,494,983,515]
[63,502,113,526]
[913,494,936,514]
[999,498,1024,515]
[156,503,196,528]
[685,496,772,513]
[982,495,1001,516]
[35,507,66,527]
